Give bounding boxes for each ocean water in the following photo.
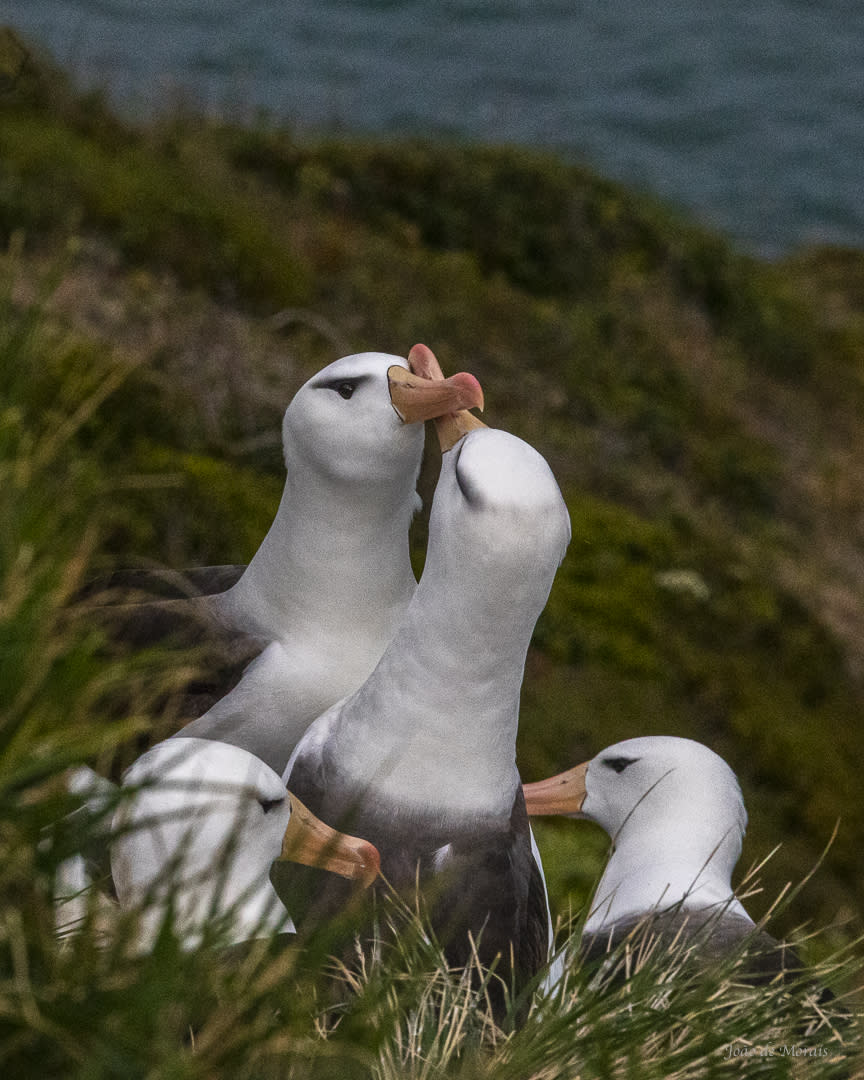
[3,0,863,255]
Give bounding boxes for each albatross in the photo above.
[523,736,800,977]
[111,737,380,951]
[284,413,572,1012]
[88,351,483,775]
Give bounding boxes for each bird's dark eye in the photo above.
[335,381,356,400]
[259,798,283,814]
[602,756,640,774]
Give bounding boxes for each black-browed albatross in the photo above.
[86,351,484,775]
[60,351,480,929]
[523,736,803,979]
[111,736,380,952]
[284,411,572,1012]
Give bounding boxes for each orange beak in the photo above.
[278,793,381,889]
[388,361,483,425]
[406,343,488,452]
[522,761,589,817]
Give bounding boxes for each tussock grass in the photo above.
[0,275,859,1080]
[1,35,863,1074]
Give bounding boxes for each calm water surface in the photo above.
[3,1,863,255]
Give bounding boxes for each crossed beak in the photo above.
[522,761,589,817]
[402,343,488,451]
[278,793,381,889]
[387,362,484,428]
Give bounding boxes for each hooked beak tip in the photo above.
[447,370,484,413]
[356,840,381,889]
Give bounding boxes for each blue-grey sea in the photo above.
[3,1,864,256]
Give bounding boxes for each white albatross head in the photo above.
[112,738,379,951]
[228,346,484,648]
[524,736,750,932]
[422,425,572,616]
[282,350,483,489]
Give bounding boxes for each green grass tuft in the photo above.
[1,34,863,1076]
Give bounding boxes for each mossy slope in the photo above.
[2,31,864,937]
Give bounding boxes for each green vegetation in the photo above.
[1,29,863,1076]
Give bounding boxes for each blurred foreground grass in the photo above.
[0,26,863,1076]
[0,321,859,1072]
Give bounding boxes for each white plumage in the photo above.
[524,736,752,934]
[285,424,571,996]
[180,350,482,773]
[112,737,379,952]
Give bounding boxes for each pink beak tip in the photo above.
[407,343,442,380]
[447,370,485,411]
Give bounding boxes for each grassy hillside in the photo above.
[0,29,862,1075]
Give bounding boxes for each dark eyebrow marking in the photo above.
[601,756,640,774]
[310,374,373,391]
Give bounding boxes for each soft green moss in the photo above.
[119,445,283,567]
[0,114,310,307]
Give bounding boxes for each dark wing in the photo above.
[580,909,848,1053]
[415,787,547,1023]
[521,846,552,982]
[76,565,246,603]
[77,566,266,775]
[514,794,552,988]
[581,909,805,985]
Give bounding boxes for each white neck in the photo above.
[585,822,750,933]
[301,426,570,827]
[160,847,295,951]
[226,459,418,642]
[328,560,543,823]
